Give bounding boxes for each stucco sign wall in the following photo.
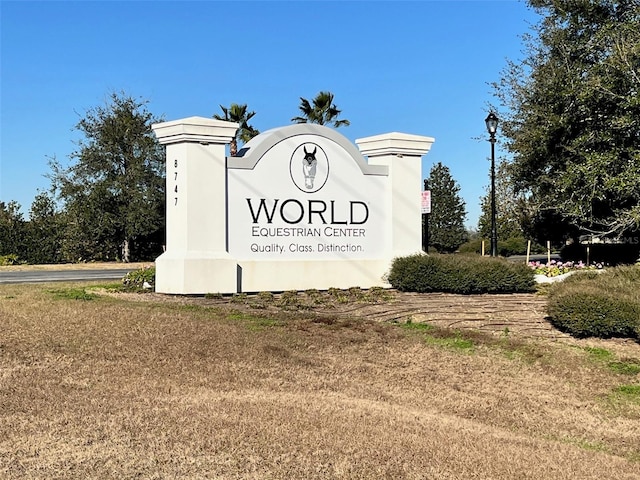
[152,117,433,294]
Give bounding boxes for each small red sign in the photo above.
[421,190,431,214]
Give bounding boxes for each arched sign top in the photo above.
[227,123,388,176]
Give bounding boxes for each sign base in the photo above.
[155,251,238,295]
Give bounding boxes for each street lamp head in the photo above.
[485,112,499,136]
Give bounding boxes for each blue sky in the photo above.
[1,0,540,228]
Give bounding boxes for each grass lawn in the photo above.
[1,282,639,479]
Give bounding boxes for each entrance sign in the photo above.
[153,117,434,294]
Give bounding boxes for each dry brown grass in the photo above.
[0,262,151,272]
[1,282,639,479]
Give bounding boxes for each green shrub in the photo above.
[548,291,639,339]
[387,254,535,294]
[498,237,546,257]
[457,240,483,255]
[122,265,155,290]
[547,266,640,339]
[0,254,20,266]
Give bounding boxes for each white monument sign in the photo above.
[152,117,434,294]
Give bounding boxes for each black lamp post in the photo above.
[485,112,499,257]
[422,178,429,253]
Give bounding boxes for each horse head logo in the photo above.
[302,146,317,189]
[290,142,328,193]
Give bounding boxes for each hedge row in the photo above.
[547,267,640,339]
[387,254,535,294]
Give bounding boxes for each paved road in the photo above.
[0,269,135,284]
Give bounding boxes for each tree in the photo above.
[213,103,259,156]
[493,0,640,241]
[291,91,350,127]
[426,162,467,253]
[23,191,65,264]
[48,92,165,262]
[477,160,525,240]
[0,201,25,260]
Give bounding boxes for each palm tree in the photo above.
[213,103,259,155]
[291,91,350,128]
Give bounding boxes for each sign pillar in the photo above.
[152,116,239,294]
[356,132,435,257]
